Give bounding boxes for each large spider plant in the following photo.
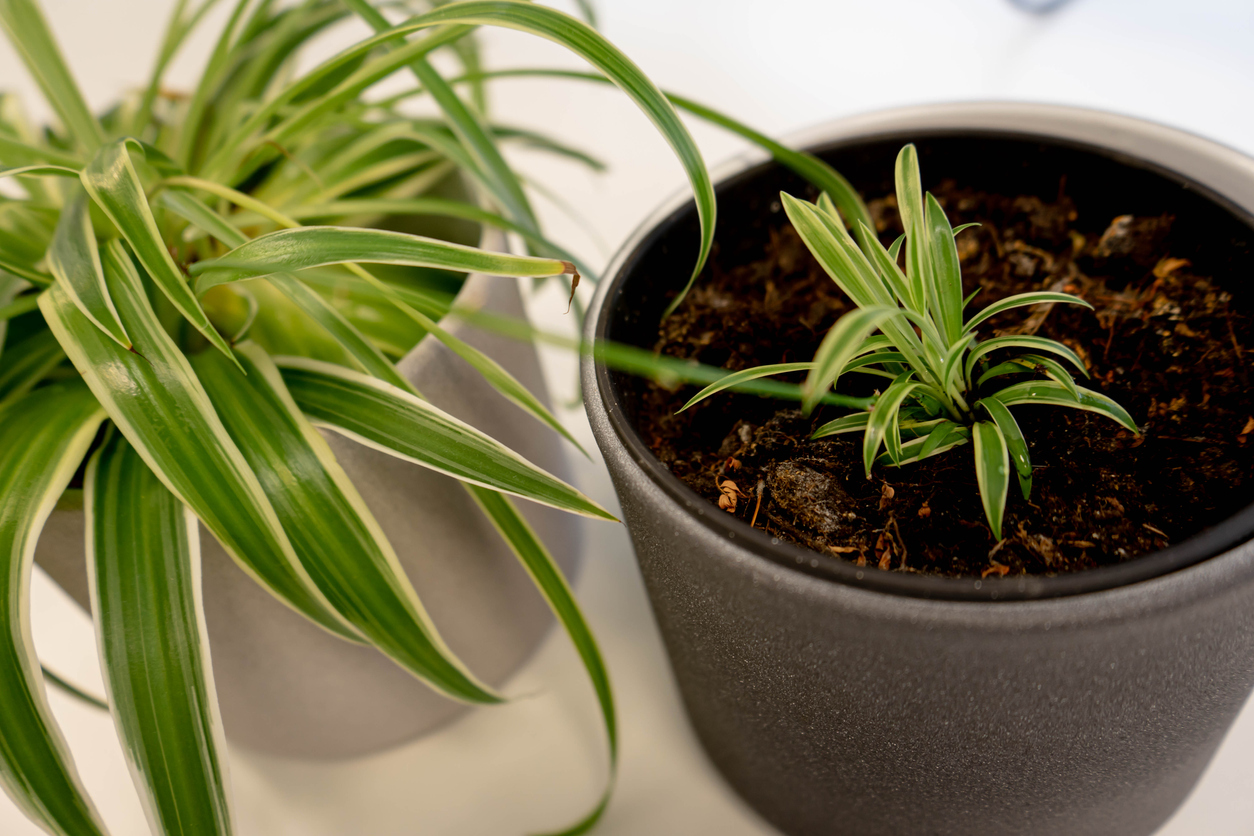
[682,144,1139,541]
[0,0,722,833]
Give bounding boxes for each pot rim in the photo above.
[584,101,1254,602]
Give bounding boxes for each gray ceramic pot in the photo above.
[583,104,1254,836]
[36,227,579,759]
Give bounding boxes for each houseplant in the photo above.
[582,103,1254,836]
[0,0,721,833]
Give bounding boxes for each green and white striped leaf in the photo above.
[467,487,615,836]
[925,192,964,344]
[1019,353,1081,400]
[875,422,969,467]
[0,381,107,836]
[85,433,234,836]
[680,362,814,412]
[159,189,414,391]
[190,226,575,293]
[0,0,103,152]
[863,371,919,477]
[46,193,131,349]
[965,334,1088,381]
[810,411,870,441]
[277,357,614,520]
[0,328,65,406]
[343,0,541,242]
[992,380,1139,433]
[972,419,1010,540]
[191,342,499,705]
[39,241,358,641]
[803,306,902,414]
[80,139,238,365]
[977,397,1033,499]
[895,144,931,315]
[389,0,715,319]
[962,291,1092,334]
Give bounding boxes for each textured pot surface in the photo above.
[584,104,1254,836]
[37,229,580,759]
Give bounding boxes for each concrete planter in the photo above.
[583,104,1254,835]
[36,227,580,759]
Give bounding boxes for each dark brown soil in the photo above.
[629,181,1254,579]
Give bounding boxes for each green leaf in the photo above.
[915,419,962,461]
[192,342,499,703]
[963,291,1092,334]
[190,226,576,294]
[803,306,903,414]
[925,192,963,344]
[39,241,359,642]
[0,328,65,406]
[972,420,1010,540]
[863,371,919,477]
[810,411,870,440]
[0,381,108,836]
[85,433,234,836]
[158,189,414,391]
[47,193,131,348]
[80,139,238,365]
[992,380,1139,433]
[467,487,615,836]
[0,0,104,151]
[856,220,914,309]
[965,334,1088,382]
[895,144,931,315]
[977,397,1033,499]
[1020,353,1081,400]
[277,357,615,520]
[39,667,106,712]
[680,362,813,412]
[382,1,715,320]
[951,222,980,236]
[877,423,969,467]
[343,0,542,241]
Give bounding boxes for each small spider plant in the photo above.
[683,144,1138,541]
[0,0,723,834]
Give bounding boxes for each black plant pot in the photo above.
[582,104,1254,836]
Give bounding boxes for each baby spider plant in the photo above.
[682,144,1138,541]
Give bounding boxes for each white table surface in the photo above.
[3,1,1254,833]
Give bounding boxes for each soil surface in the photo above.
[628,180,1254,579]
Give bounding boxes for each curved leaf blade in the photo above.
[965,334,1088,381]
[972,419,1010,540]
[80,139,238,365]
[395,0,715,319]
[47,193,131,348]
[0,381,108,836]
[468,488,615,836]
[992,380,1139,433]
[276,357,614,521]
[863,372,919,477]
[39,242,358,642]
[0,328,65,407]
[977,397,1033,499]
[85,433,234,836]
[189,226,574,293]
[680,362,813,412]
[192,343,499,704]
[804,307,903,414]
[963,291,1092,334]
[810,411,870,440]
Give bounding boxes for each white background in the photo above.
[3,0,1254,834]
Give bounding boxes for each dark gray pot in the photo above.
[582,104,1254,836]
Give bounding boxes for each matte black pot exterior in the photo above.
[583,104,1254,836]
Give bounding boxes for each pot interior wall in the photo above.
[599,131,1254,599]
